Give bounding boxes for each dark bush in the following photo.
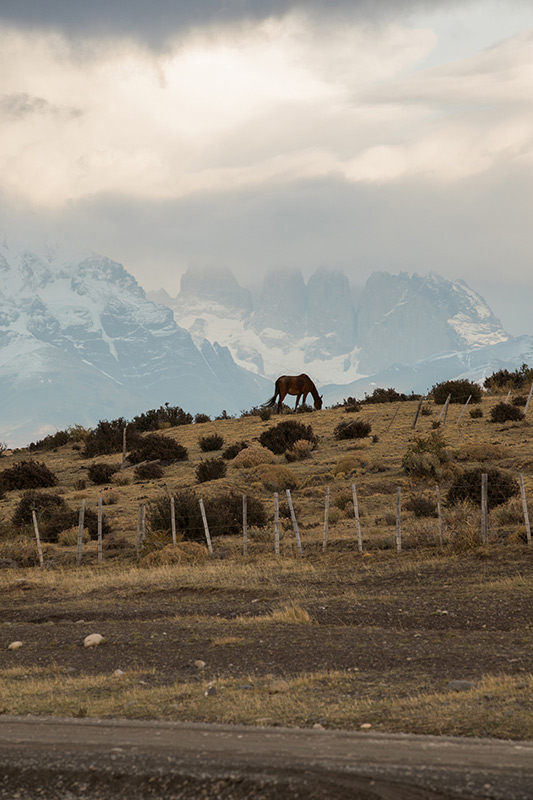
[11,492,112,542]
[259,420,317,455]
[134,462,164,481]
[131,404,192,432]
[199,433,224,452]
[402,431,449,480]
[334,420,371,440]
[0,461,58,492]
[512,395,527,407]
[196,458,227,483]
[260,408,272,421]
[405,494,437,518]
[362,387,417,404]
[194,413,211,424]
[215,410,234,420]
[447,467,519,509]
[344,400,361,413]
[83,418,140,457]
[470,407,483,419]
[222,442,247,460]
[128,433,188,465]
[147,489,265,542]
[431,379,482,405]
[87,462,119,485]
[28,430,70,451]
[489,402,524,424]
[484,363,533,391]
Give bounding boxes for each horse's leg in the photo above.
[302,392,308,407]
[294,393,301,410]
[277,390,285,414]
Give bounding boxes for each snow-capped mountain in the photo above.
[151,267,509,386]
[0,238,268,447]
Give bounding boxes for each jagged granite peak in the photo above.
[0,236,268,447]
[250,268,307,337]
[305,268,356,356]
[174,265,252,318]
[356,271,508,373]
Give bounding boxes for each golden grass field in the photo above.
[0,394,532,738]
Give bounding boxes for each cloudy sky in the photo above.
[1,0,532,333]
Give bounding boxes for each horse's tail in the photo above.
[263,379,280,408]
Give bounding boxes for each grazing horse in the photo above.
[264,374,323,414]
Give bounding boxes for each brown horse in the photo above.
[265,374,323,414]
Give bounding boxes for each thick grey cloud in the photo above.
[0,0,465,45]
[0,93,81,120]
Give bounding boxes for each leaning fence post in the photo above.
[286,489,302,557]
[412,396,424,429]
[435,485,443,546]
[76,499,86,567]
[519,474,532,546]
[97,496,103,563]
[170,496,177,546]
[31,510,44,569]
[438,393,451,425]
[243,494,248,556]
[525,383,533,415]
[352,484,363,552]
[385,403,401,434]
[481,473,489,545]
[322,487,330,552]
[456,395,472,424]
[199,498,214,555]
[396,487,402,553]
[274,492,280,555]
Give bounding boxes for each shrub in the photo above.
[222,442,247,460]
[28,430,70,451]
[232,445,275,468]
[196,458,227,483]
[489,402,524,424]
[334,420,371,440]
[253,464,299,492]
[0,461,58,491]
[344,402,361,413]
[58,527,91,546]
[260,408,272,421]
[431,379,482,405]
[128,433,188,464]
[87,462,119,485]
[147,490,266,542]
[259,420,317,455]
[512,395,527,407]
[447,467,519,509]
[456,443,505,462]
[215,410,234,420]
[131,404,192,432]
[285,439,314,462]
[402,431,449,480]
[134,462,164,481]
[83,418,140,457]
[11,491,112,542]
[194,413,211,424]
[199,433,224,452]
[484,363,533,391]
[362,387,415,404]
[334,454,363,475]
[470,407,483,419]
[405,494,437,518]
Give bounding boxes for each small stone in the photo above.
[8,641,23,651]
[313,723,325,730]
[84,633,105,648]
[360,723,372,729]
[194,659,206,670]
[113,669,124,677]
[447,680,474,692]
[268,679,290,694]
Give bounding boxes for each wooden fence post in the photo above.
[322,487,330,552]
[199,498,214,555]
[122,426,127,467]
[136,504,144,558]
[243,494,248,556]
[504,389,512,404]
[519,474,532,546]
[525,382,533,415]
[481,473,489,545]
[456,395,472,424]
[31,510,44,569]
[412,396,424,429]
[385,403,400,434]
[396,487,402,553]
[274,492,280,555]
[286,489,302,557]
[438,393,451,425]
[435,485,443,546]
[352,484,363,552]
[97,496,103,563]
[170,496,177,546]
[76,499,86,567]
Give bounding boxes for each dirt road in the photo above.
[1,716,532,799]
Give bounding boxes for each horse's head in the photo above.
[314,395,323,410]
